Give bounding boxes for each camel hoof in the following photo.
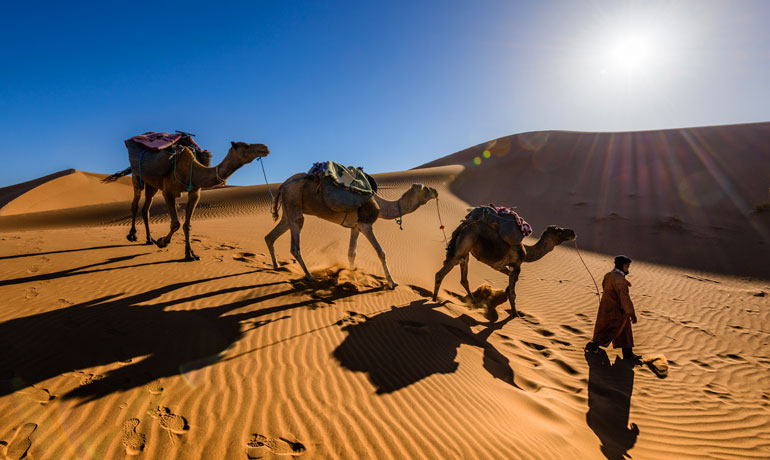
[144,239,155,246]
[185,253,200,261]
[305,275,318,283]
[126,234,138,242]
[386,282,398,290]
[155,238,168,248]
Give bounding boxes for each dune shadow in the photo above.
[0,268,381,404]
[333,299,519,394]
[585,350,639,460]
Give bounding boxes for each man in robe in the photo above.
[585,255,641,360]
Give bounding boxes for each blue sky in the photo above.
[1,1,768,186]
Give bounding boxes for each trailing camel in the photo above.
[433,208,575,317]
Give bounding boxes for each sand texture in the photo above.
[1,123,769,459]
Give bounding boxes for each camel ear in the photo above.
[231,141,236,147]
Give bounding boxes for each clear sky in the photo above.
[1,0,768,187]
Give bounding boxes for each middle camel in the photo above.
[266,170,438,288]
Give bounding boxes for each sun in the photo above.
[610,35,651,71]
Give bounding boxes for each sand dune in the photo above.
[1,125,769,459]
[0,169,133,216]
[421,122,770,279]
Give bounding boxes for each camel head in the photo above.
[404,183,439,205]
[228,141,270,165]
[542,225,577,245]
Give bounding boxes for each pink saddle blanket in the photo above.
[128,132,201,151]
[486,204,533,237]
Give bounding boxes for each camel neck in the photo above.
[374,192,420,220]
[190,153,239,188]
[523,235,557,263]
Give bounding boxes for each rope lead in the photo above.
[573,240,600,299]
[258,157,274,203]
[435,197,448,245]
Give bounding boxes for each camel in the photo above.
[433,211,575,317]
[104,142,269,260]
[265,173,438,288]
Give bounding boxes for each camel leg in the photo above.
[507,263,521,317]
[434,230,475,301]
[183,190,201,261]
[433,257,458,301]
[459,256,473,297]
[127,180,142,242]
[289,214,316,282]
[348,226,360,269]
[155,191,180,249]
[141,185,158,245]
[360,223,396,289]
[265,212,290,269]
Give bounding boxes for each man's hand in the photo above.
[631,314,638,324]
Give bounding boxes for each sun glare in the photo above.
[610,35,651,70]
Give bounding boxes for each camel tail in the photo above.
[445,220,467,259]
[102,167,132,183]
[271,185,283,221]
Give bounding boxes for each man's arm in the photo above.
[615,276,637,322]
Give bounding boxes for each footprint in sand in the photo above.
[5,423,37,460]
[148,406,189,434]
[24,287,39,299]
[78,372,106,386]
[233,252,256,262]
[20,386,54,404]
[246,433,306,458]
[145,380,164,395]
[121,418,146,455]
[336,311,369,326]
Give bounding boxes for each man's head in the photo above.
[614,255,632,274]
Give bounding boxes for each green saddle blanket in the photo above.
[310,161,376,195]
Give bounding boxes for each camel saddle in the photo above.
[466,205,533,246]
[309,161,378,212]
[129,131,203,152]
[125,131,212,179]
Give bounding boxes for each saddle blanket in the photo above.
[308,161,375,195]
[482,204,533,237]
[128,132,202,151]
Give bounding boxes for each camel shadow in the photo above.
[585,350,639,460]
[0,243,139,261]
[333,299,519,394]
[0,253,190,287]
[0,269,380,404]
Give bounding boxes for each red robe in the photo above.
[591,270,635,348]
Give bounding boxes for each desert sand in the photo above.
[0,123,768,459]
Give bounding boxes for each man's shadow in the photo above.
[333,299,519,394]
[585,350,639,460]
